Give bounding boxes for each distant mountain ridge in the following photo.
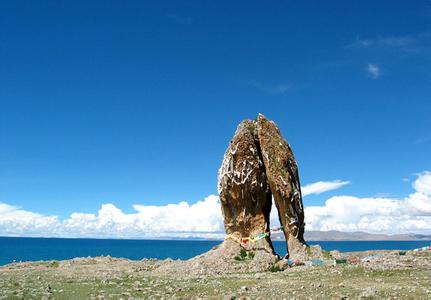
[302,230,431,241]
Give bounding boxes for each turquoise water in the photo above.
[0,237,430,266]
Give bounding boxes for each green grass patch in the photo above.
[322,250,332,260]
[247,122,257,134]
[269,265,283,272]
[50,261,60,268]
[234,247,255,261]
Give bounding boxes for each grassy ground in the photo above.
[1,255,430,299]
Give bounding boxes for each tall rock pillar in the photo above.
[218,114,306,259]
[218,120,274,253]
[256,114,306,258]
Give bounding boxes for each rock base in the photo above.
[156,239,279,275]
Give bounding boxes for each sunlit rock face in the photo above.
[218,120,273,253]
[218,114,306,258]
[256,114,306,257]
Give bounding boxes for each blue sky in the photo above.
[1,1,430,236]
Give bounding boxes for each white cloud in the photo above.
[166,14,193,25]
[301,180,350,196]
[305,171,431,234]
[348,36,414,48]
[346,33,431,57]
[0,195,224,239]
[246,80,292,95]
[367,63,380,79]
[268,180,349,231]
[415,135,431,144]
[413,171,431,195]
[0,203,59,236]
[1,172,430,238]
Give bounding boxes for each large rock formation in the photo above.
[256,115,306,256]
[218,114,307,259]
[158,114,309,275]
[218,120,274,254]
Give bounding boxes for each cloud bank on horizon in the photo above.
[1,172,430,238]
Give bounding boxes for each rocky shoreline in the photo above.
[1,246,430,299]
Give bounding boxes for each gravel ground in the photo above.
[0,250,430,299]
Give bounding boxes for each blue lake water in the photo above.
[0,237,430,266]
